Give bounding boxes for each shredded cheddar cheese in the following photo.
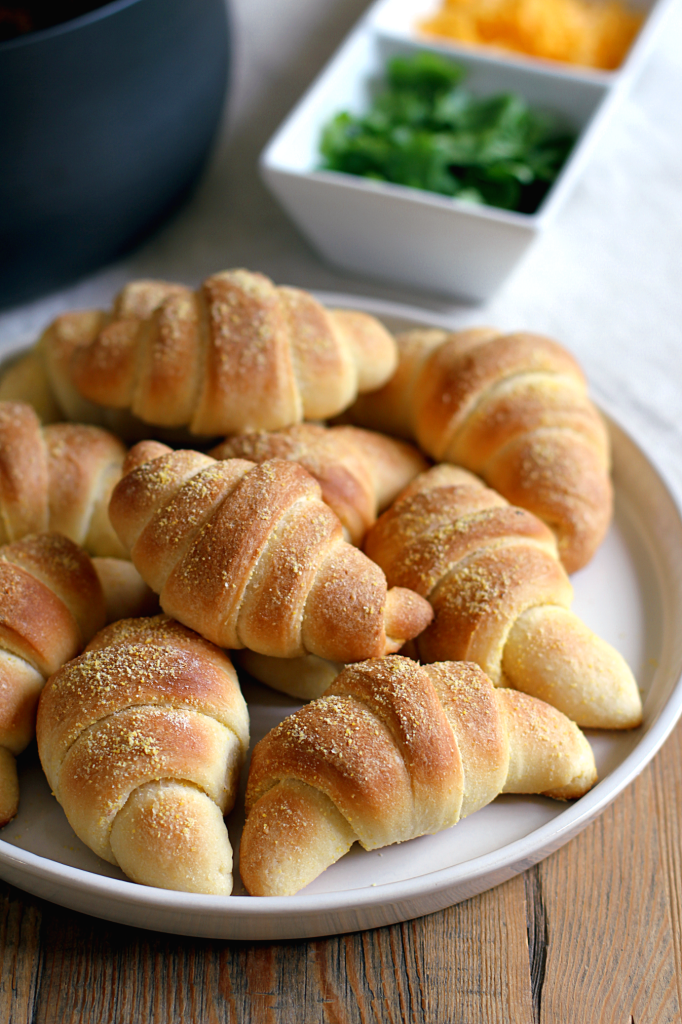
[419,0,644,70]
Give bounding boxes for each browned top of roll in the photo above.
[0,533,106,676]
[39,269,398,439]
[210,423,427,546]
[36,614,250,863]
[0,400,127,558]
[244,656,596,863]
[109,445,434,664]
[347,328,612,573]
[39,614,249,775]
[364,465,571,676]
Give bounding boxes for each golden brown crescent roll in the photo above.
[0,533,156,826]
[210,423,428,546]
[240,656,597,896]
[0,348,62,424]
[108,442,434,664]
[0,400,128,558]
[364,464,641,730]
[234,649,344,701]
[37,615,250,895]
[12,269,397,441]
[345,328,612,573]
[0,533,105,826]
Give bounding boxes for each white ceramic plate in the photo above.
[1,295,681,940]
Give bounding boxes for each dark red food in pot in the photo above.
[0,2,111,41]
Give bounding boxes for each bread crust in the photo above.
[364,465,641,729]
[0,401,127,558]
[29,270,398,440]
[241,657,597,896]
[211,424,428,546]
[37,615,249,893]
[0,533,108,825]
[347,328,612,572]
[109,445,434,663]
[0,534,161,827]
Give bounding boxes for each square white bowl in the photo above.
[259,0,674,302]
[369,0,666,81]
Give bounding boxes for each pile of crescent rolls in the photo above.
[0,268,641,898]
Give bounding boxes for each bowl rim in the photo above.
[0,0,153,52]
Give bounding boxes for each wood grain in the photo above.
[540,757,681,1023]
[0,884,41,1023]
[1,722,680,1024]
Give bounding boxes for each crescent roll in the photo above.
[210,423,428,546]
[37,615,249,895]
[0,400,128,558]
[108,442,434,664]
[9,270,397,441]
[240,657,597,896]
[364,464,641,729]
[346,328,612,572]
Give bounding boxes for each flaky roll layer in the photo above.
[234,649,344,701]
[10,270,397,441]
[37,615,250,895]
[240,657,597,896]
[109,443,433,665]
[211,423,428,546]
[0,400,128,558]
[346,328,612,573]
[0,533,156,827]
[364,465,642,729]
[0,534,104,826]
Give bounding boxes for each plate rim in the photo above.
[0,291,681,939]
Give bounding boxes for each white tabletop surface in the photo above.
[2,0,681,500]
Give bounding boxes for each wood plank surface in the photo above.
[1,721,680,1024]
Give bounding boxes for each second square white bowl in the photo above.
[259,0,672,302]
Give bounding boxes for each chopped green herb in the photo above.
[319,52,576,214]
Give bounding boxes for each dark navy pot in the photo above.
[0,0,230,309]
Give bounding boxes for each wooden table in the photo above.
[1,718,679,1023]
